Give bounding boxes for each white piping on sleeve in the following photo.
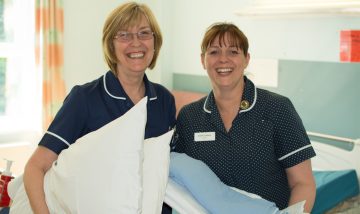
[278,144,312,161]
[46,131,71,147]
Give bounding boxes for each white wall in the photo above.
[164,0,360,76]
[63,1,116,92]
[63,0,360,91]
[63,0,165,92]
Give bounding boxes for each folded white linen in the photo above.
[164,179,208,214]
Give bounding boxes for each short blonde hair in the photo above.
[201,22,248,55]
[102,2,163,75]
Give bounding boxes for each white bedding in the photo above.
[311,139,360,185]
[164,179,208,214]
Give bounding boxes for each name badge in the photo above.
[194,132,215,142]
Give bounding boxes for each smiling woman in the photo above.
[173,22,317,213]
[22,2,176,214]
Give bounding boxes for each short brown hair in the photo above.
[102,2,163,75]
[201,22,248,55]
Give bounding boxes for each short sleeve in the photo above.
[39,86,88,154]
[273,97,316,168]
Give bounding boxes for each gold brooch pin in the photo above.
[240,100,250,110]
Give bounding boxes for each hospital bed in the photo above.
[309,132,360,213]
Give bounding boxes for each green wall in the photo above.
[173,60,360,140]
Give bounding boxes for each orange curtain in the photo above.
[35,0,66,131]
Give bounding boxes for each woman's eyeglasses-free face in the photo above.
[114,29,154,42]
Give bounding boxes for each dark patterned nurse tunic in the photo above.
[174,76,316,209]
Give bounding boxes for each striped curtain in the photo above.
[35,0,66,130]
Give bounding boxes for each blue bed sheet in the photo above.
[312,169,359,214]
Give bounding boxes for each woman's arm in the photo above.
[23,146,58,214]
[286,159,316,213]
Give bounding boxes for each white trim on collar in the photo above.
[103,73,158,101]
[203,94,211,113]
[103,74,126,100]
[203,86,258,114]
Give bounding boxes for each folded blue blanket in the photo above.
[169,152,281,214]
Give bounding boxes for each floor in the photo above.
[327,195,360,214]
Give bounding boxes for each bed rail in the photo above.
[307,131,359,145]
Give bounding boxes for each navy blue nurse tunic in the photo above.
[37,71,175,214]
[39,71,176,153]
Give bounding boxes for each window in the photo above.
[0,0,39,143]
[0,0,6,114]
[0,58,6,114]
[0,0,5,40]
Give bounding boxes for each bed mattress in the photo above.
[312,169,359,214]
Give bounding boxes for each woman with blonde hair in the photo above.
[23,2,175,213]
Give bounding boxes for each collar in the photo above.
[103,71,157,101]
[203,76,257,114]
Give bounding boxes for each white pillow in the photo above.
[142,129,174,214]
[48,97,147,214]
[8,175,32,214]
[9,97,147,214]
